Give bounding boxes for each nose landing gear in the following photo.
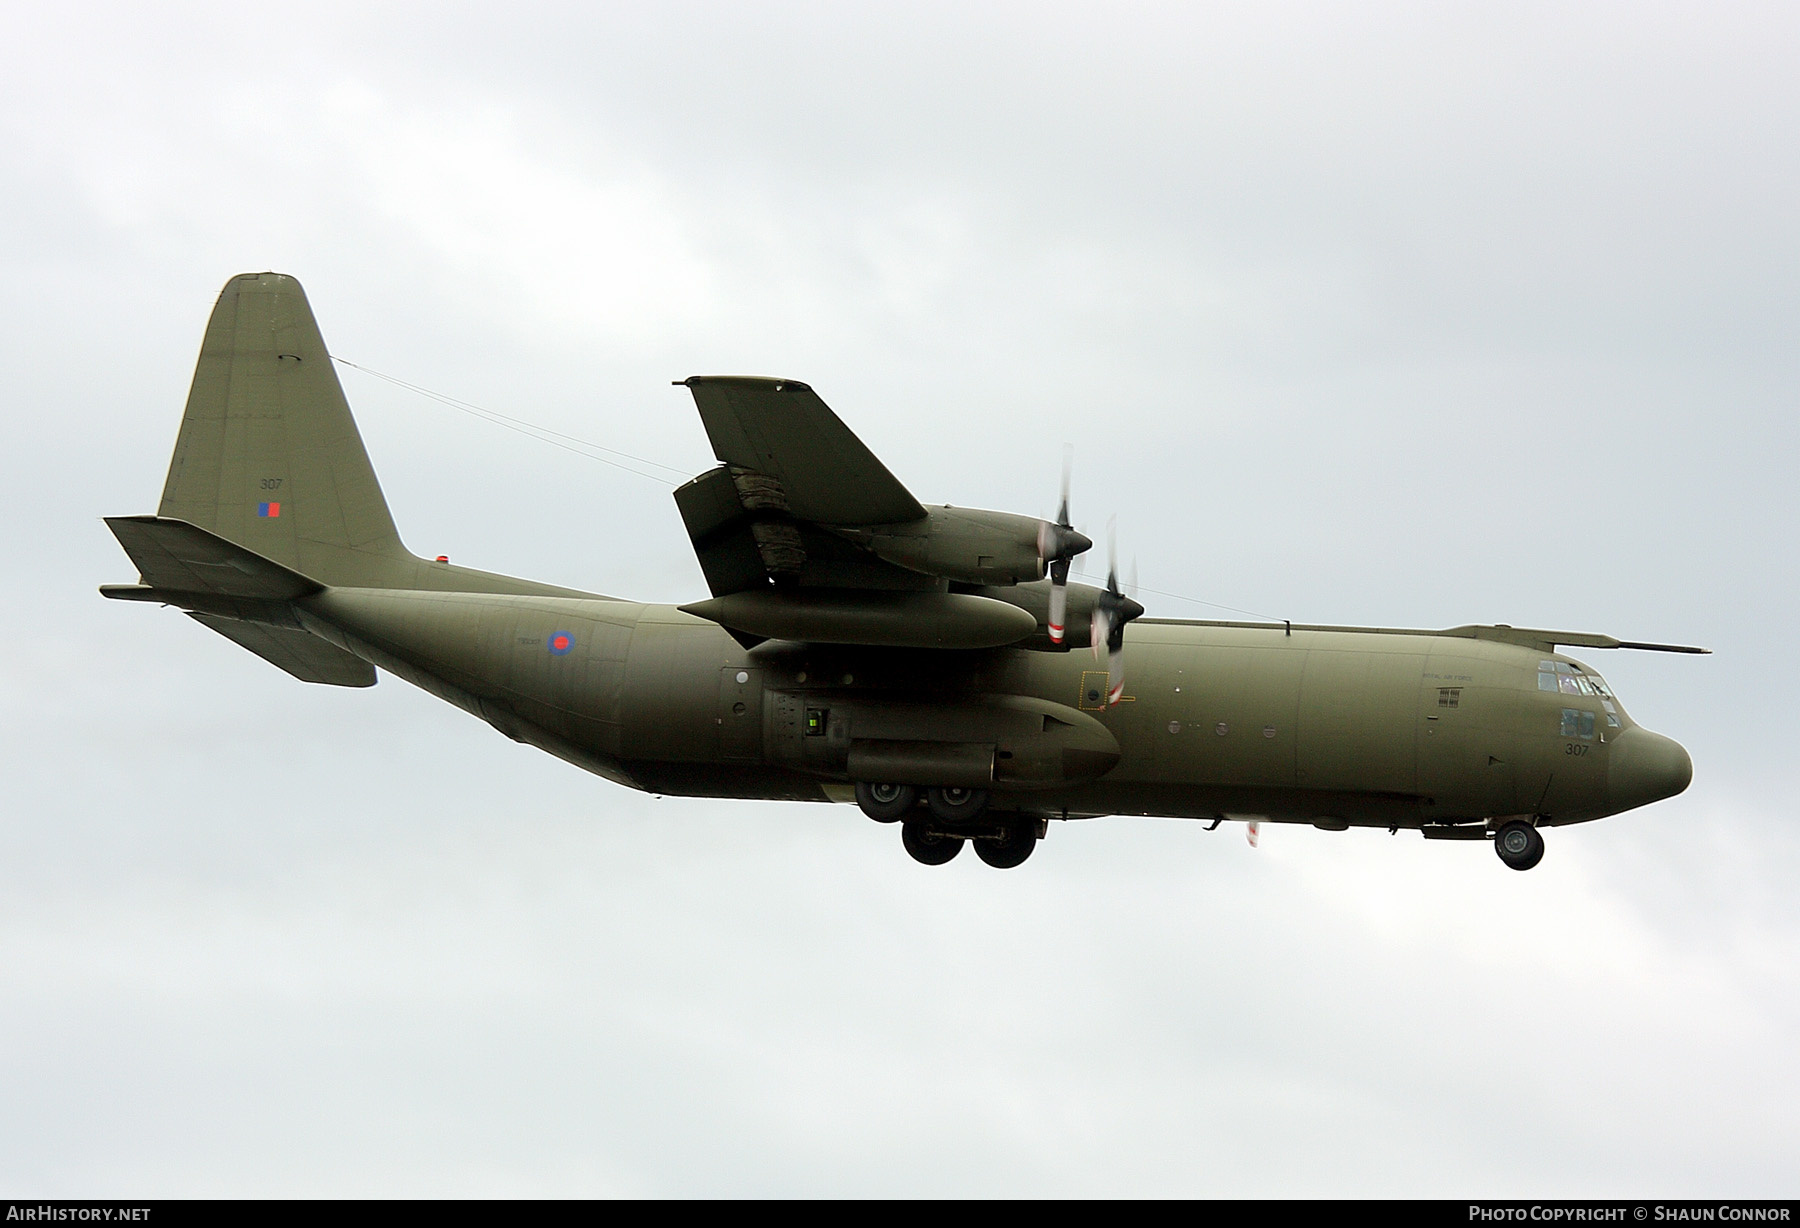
[1494,820,1545,871]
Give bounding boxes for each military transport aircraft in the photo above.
[102,273,1701,871]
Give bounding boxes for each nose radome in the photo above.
[1609,727,1693,813]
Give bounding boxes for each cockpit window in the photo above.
[1537,659,1614,700]
[1560,708,1597,740]
[1542,659,1622,734]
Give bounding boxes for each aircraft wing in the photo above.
[676,377,925,526]
[671,376,1077,651]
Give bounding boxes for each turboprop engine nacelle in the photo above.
[836,506,1058,586]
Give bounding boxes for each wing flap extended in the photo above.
[677,377,925,526]
[672,463,938,596]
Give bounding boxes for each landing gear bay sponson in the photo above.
[102,275,1701,871]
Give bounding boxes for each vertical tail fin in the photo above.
[157,272,412,587]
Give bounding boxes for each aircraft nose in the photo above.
[1609,727,1693,813]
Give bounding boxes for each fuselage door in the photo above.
[1415,650,1525,821]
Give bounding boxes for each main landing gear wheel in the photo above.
[974,821,1037,870]
[1494,821,1545,871]
[901,820,962,866]
[926,786,990,823]
[855,781,918,823]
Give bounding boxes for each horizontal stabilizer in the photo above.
[105,516,320,600]
[187,613,376,687]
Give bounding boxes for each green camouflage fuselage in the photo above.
[105,273,1695,858]
[300,585,1669,829]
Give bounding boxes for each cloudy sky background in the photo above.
[2,1,1795,1196]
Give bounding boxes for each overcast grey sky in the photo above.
[2,1,1796,1196]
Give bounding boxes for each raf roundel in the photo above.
[547,631,575,656]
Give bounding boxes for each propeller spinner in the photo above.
[1089,530,1145,705]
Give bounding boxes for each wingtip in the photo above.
[677,375,814,392]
